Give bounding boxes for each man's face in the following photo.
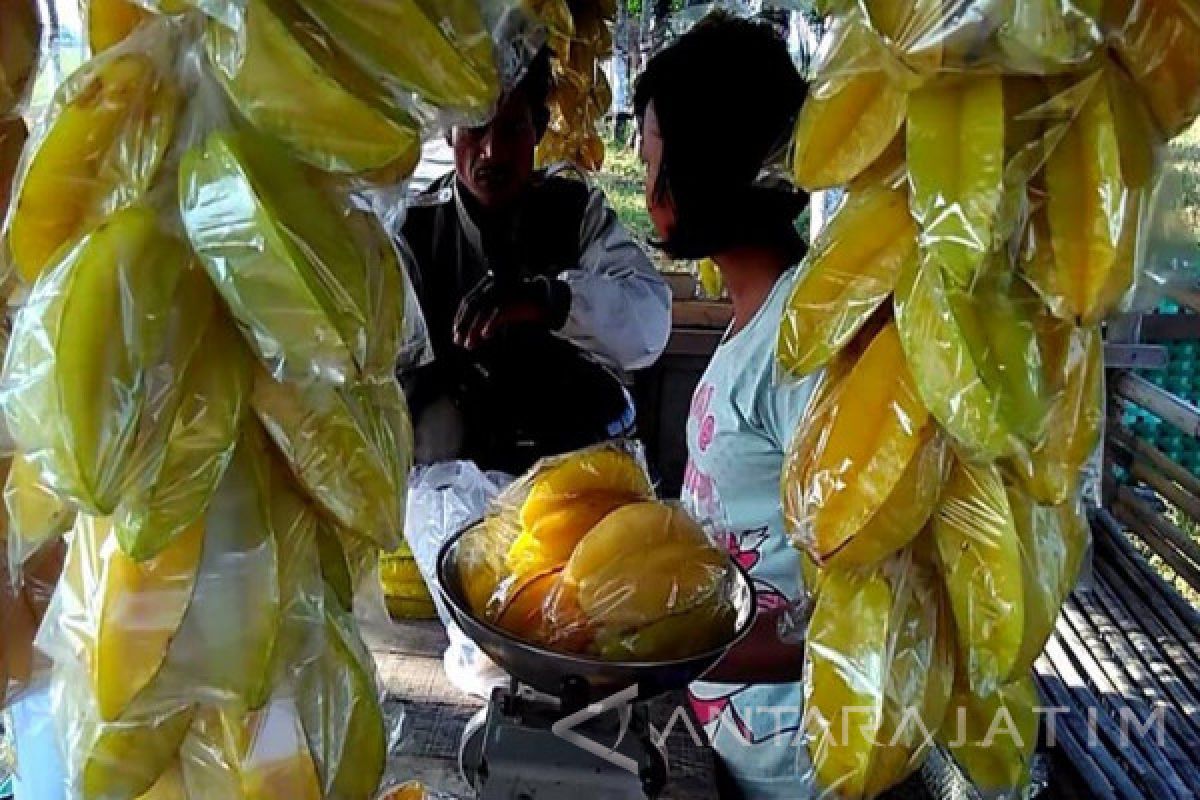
[453,92,538,211]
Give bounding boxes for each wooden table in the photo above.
[369,619,721,799]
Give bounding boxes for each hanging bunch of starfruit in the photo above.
[0,1,541,797]
[779,1,1199,797]
[529,0,616,170]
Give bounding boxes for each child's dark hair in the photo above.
[634,12,810,260]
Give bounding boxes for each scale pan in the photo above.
[436,522,759,703]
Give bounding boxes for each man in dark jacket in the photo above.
[402,50,671,475]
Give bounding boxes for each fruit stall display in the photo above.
[779,0,1200,798]
[529,0,617,171]
[457,444,739,662]
[0,1,539,798]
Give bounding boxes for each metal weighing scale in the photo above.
[437,526,757,800]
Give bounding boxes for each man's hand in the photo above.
[453,274,571,350]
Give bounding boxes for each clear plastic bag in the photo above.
[779,1,1196,797]
[803,540,955,799]
[454,442,740,662]
[777,164,915,379]
[783,321,945,569]
[937,671,1040,800]
[403,461,510,626]
[4,28,183,286]
[203,0,423,179]
[178,127,411,387]
[251,370,412,552]
[0,207,200,516]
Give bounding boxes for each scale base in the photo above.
[460,685,668,800]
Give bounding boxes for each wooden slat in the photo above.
[1053,601,1198,795]
[1034,664,1141,800]
[1036,643,1154,800]
[1073,586,1200,737]
[1119,485,1200,572]
[1114,371,1200,439]
[1110,426,1200,502]
[1068,587,1200,733]
[1113,495,1200,593]
[1084,580,1200,745]
[1093,509,1200,647]
[1133,461,1200,524]
[1042,635,1181,798]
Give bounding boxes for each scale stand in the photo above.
[460,679,669,800]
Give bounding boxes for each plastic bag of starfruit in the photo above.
[802,540,960,799]
[84,0,542,128]
[454,441,743,663]
[0,15,245,529]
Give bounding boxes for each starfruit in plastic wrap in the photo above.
[933,460,1025,695]
[518,445,653,532]
[1,207,192,515]
[207,0,422,179]
[297,587,386,800]
[778,181,917,378]
[53,661,195,800]
[1008,489,1089,677]
[955,272,1052,444]
[5,451,75,568]
[489,566,564,645]
[791,16,908,191]
[1012,322,1103,505]
[895,254,1012,461]
[180,129,396,385]
[826,432,951,571]
[861,0,944,78]
[261,451,325,684]
[315,518,376,613]
[939,673,1039,798]
[87,0,149,53]
[8,53,178,283]
[908,75,1005,290]
[115,308,252,561]
[180,694,322,800]
[64,515,207,723]
[158,424,281,709]
[995,0,1102,73]
[561,502,736,660]
[252,372,411,551]
[292,0,498,115]
[1028,69,1159,325]
[86,0,192,53]
[1109,0,1200,137]
[0,115,26,221]
[789,323,934,565]
[0,0,41,114]
[138,761,187,800]
[412,0,498,91]
[804,564,892,798]
[864,551,955,798]
[505,491,636,577]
